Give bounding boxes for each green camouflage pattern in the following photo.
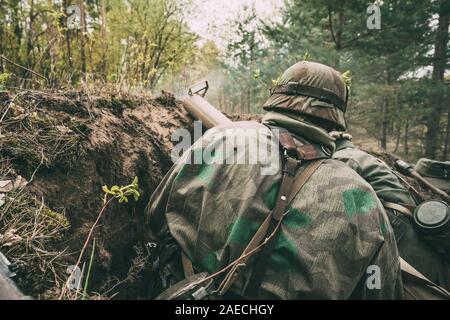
[145,121,403,299]
[334,138,415,206]
[263,61,347,131]
[333,137,450,290]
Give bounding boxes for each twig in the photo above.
[59,196,115,299]
[0,55,48,82]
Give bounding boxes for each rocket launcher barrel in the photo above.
[394,158,449,201]
[181,81,233,129]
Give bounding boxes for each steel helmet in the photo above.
[263,61,348,131]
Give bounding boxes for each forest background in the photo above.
[1,0,449,161]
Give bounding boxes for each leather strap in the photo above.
[274,126,332,161]
[181,251,195,278]
[271,82,347,112]
[400,257,450,299]
[243,158,325,298]
[216,159,325,296]
[216,127,329,297]
[272,156,299,221]
[288,160,325,204]
[382,201,414,219]
[216,212,273,295]
[218,126,331,295]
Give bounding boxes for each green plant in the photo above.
[59,177,140,299]
[0,72,11,88]
[82,238,96,300]
[342,70,352,90]
[102,176,140,204]
[303,52,312,61]
[253,69,271,91]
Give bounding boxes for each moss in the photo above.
[41,207,70,230]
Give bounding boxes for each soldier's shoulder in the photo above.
[315,158,377,191]
[213,121,268,132]
[203,121,271,143]
[295,158,387,239]
[321,157,362,173]
[334,145,368,159]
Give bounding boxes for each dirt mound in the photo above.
[0,89,193,299]
[366,147,448,202]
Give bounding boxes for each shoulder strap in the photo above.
[216,128,328,297]
[400,257,450,299]
[381,201,414,219]
[216,159,325,296]
[181,251,195,278]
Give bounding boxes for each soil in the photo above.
[0,89,193,299]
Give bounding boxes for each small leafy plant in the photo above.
[60,177,140,299]
[342,70,352,90]
[102,176,140,204]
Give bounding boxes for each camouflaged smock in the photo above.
[145,121,403,299]
[333,139,450,290]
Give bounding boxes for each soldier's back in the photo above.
[146,122,403,299]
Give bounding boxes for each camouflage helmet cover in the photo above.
[263,61,348,131]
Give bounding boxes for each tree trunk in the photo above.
[26,0,35,70]
[443,112,450,161]
[100,0,107,82]
[63,0,73,72]
[247,85,251,113]
[335,9,343,49]
[12,1,23,71]
[0,17,3,73]
[394,121,401,153]
[381,98,388,150]
[79,0,87,82]
[380,64,390,150]
[47,0,60,85]
[404,121,409,156]
[424,0,449,158]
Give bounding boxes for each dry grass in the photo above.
[0,90,87,298]
[0,186,70,297]
[0,93,88,172]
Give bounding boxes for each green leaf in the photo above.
[303,52,311,61]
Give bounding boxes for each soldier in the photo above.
[145,61,403,299]
[331,132,450,292]
[415,158,450,194]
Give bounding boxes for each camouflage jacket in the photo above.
[145,114,403,300]
[334,138,415,205]
[333,137,450,290]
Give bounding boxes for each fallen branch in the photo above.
[0,55,48,82]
